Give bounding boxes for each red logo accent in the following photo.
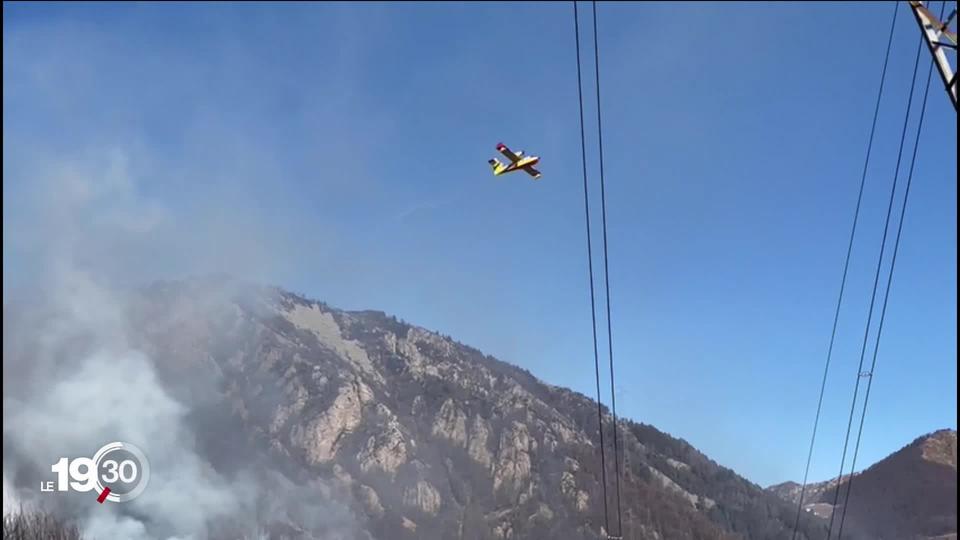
[97,487,111,504]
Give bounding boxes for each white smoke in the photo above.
[3,474,20,515]
[5,8,368,536]
[2,146,360,538]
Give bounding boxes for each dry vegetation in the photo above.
[2,510,84,540]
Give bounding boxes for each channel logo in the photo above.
[41,441,150,504]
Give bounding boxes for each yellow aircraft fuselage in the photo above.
[488,142,542,179]
[492,156,540,175]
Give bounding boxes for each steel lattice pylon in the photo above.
[909,1,958,110]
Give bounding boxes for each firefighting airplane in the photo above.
[488,142,542,179]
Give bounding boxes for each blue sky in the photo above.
[3,1,956,488]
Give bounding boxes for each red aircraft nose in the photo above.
[496,143,505,150]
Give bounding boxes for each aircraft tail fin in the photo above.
[488,158,506,175]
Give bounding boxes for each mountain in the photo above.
[4,279,830,539]
[769,429,958,540]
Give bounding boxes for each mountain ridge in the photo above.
[138,279,828,538]
[0,278,846,539]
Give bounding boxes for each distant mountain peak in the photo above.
[769,428,958,540]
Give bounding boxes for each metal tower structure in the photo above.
[909,1,958,110]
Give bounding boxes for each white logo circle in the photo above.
[91,441,150,503]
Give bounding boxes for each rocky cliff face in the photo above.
[5,279,829,539]
[769,430,957,540]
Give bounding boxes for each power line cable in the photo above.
[574,1,612,534]
[826,10,927,539]
[591,1,625,536]
[836,3,945,538]
[790,4,901,537]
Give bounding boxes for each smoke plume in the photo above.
[2,145,360,540]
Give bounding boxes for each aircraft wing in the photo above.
[522,166,542,179]
[496,143,521,163]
